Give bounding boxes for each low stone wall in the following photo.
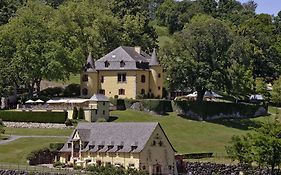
[0,169,68,175]
[182,162,270,175]
[3,122,73,129]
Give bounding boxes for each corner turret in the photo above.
[85,52,96,72]
[149,48,159,66]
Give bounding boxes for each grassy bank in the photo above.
[4,127,73,136]
[111,109,279,154]
[0,137,67,164]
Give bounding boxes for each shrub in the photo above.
[173,101,265,119]
[40,87,64,97]
[78,107,85,119]
[141,99,173,114]
[0,111,67,123]
[72,107,78,120]
[53,161,63,167]
[116,99,126,110]
[109,97,117,106]
[64,119,73,126]
[63,84,80,97]
[49,143,64,151]
[124,98,139,108]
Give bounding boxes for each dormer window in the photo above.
[120,60,125,68]
[117,145,124,150]
[98,145,104,150]
[105,61,110,68]
[89,145,95,150]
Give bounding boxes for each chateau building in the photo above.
[80,46,164,99]
[59,122,177,175]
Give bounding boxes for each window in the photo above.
[101,76,104,83]
[105,61,110,68]
[149,89,152,93]
[68,143,71,148]
[158,73,161,78]
[95,109,97,115]
[159,141,163,147]
[99,89,105,95]
[82,74,88,82]
[103,110,105,115]
[141,89,145,94]
[120,60,125,67]
[103,102,105,106]
[169,165,172,170]
[82,88,88,96]
[152,140,156,146]
[118,89,125,95]
[141,75,146,83]
[89,145,95,150]
[158,86,161,90]
[117,73,126,82]
[129,164,135,168]
[142,166,146,170]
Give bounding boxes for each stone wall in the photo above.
[178,162,271,175]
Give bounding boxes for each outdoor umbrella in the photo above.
[35,99,44,103]
[25,100,35,104]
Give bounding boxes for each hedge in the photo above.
[0,111,67,123]
[173,101,266,119]
[141,99,173,114]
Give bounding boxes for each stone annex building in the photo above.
[59,122,177,175]
[81,46,164,99]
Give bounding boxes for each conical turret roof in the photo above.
[85,52,96,72]
[149,48,159,66]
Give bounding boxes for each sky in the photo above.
[238,0,281,16]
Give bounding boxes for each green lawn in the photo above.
[4,127,73,136]
[111,109,280,154]
[0,137,67,164]
[0,107,279,165]
[57,74,80,84]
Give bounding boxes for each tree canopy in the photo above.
[160,15,253,100]
[226,120,281,175]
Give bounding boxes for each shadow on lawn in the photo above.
[178,114,263,131]
[208,118,263,131]
[108,116,118,122]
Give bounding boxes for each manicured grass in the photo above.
[0,137,67,164]
[111,109,276,154]
[57,74,80,84]
[4,127,73,136]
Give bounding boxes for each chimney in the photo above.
[134,46,141,54]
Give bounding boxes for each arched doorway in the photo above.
[153,164,162,175]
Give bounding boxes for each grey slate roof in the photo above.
[95,46,153,70]
[85,52,96,72]
[89,94,109,102]
[60,122,159,153]
[149,48,160,66]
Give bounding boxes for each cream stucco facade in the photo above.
[59,123,177,175]
[81,46,164,99]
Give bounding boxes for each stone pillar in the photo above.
[71,142,74,158]
[1,97,6,109]
[79,141,82,159]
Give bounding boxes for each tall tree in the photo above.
[0,0,26,25]
[160,14,253,100]
[238,14,281,82]
[227,120,281,175]
[0,1,81,95]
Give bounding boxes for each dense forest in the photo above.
[0,0,281,102]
